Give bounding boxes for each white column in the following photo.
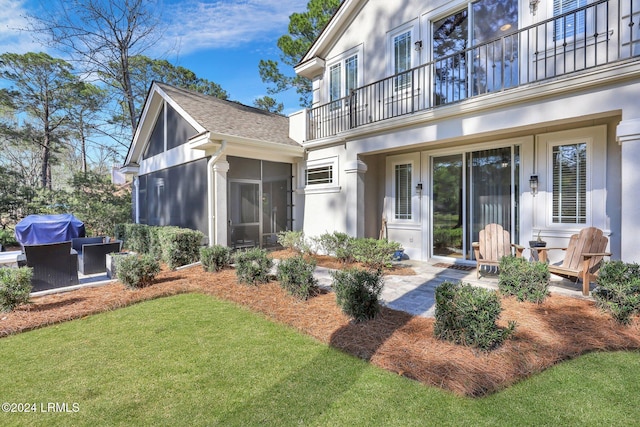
[617,118,640,263]
[133,176,139,224]
[212,160,229,246]
[344,158,368,238]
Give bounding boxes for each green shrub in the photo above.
[0,228,18,248]
[276,255,318,300]
[498,256,550,303]
[313,231,351,257]
[350,238,402,270]
[158,227,204,269]
[0,267,33,311]
[235,247,273,285]
[114,223,126,242]
[434,281,516,351]
[115,254,161,289]
[331,268,384,322]
[200,245,231,272]
[593,261,640,324]
[277,230,311,254]
[125,223,151,254]
[147,226,163,260]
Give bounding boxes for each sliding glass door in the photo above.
[431,146,519,261]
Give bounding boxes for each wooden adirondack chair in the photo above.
[531,227,611,296]
[472,223,524,278]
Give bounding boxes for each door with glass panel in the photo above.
[431,146,518,260]
[228,180,261,249]
[433,0,519,106]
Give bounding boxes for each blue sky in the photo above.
[0,0,308,115]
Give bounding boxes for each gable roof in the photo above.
[155,83,298,147]
[124,82,300,167]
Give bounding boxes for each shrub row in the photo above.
[278,231,401,270]
[115,223,204,270]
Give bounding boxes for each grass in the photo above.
[1,293,639,426]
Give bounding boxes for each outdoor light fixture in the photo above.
[416,182,423,193]
[529,175,539,195]
[529,0,540,15]
[414,40,423,51]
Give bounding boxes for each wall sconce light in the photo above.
[529,175,539,195]
[414,40,423,51]
[416,182,423,193]
[529,0,540,15]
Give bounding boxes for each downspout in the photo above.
[207,140,227,246]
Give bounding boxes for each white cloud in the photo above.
[0,0,44,54]
[156,0,308,55]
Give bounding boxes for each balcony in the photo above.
[307,0,640,141]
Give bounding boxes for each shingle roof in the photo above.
[156,82,299,147]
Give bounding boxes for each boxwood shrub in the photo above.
[0,267,33,311]
[593,261,640,324]
[276,255,318,300]
[158,227,204,269]
[498,256,550,303]
[331,268,384,322]
[115,254,160,289]
[350,238,402,270]
[200,245,231,272]
[434,281,516,351]
[235,247,273,286]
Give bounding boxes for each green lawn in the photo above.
[1,293,639,426]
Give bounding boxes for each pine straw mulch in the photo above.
[1,253,640,397]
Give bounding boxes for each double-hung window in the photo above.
[554,0,588,40]
[328,52,359,109]
[552,142,587,224]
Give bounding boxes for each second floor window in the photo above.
[393,31,412,90]
[554,0,587,40]
[329,54,358,108]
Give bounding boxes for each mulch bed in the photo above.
[1,252,639,397]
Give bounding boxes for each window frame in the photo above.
[325,45,362,109]
[539,126,606,230]
[303,157,340,194]
[550,141,587,225]
[388,20,419,92]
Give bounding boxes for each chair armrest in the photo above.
[582,252,612,258]
[471,242,479,248]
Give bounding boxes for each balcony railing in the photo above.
[307,0,639,140]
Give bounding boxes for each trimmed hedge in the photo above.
[115,254,160,289]
[434,281,516,351]
[200,245,231,272]
[114,223,204,269]
[0,267,33,312]
[332,268,384,322]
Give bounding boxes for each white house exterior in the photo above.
[290,0,640,264]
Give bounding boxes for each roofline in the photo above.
[190,131,303,157]
[295,0,364,75]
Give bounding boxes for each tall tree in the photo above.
[0,52,78,189]
[259,0,341,107]
[27,0,163,135]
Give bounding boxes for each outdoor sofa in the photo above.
[23,241,79,292]
[72,237,123,275]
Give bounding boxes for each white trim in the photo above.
[386,152,421,225]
